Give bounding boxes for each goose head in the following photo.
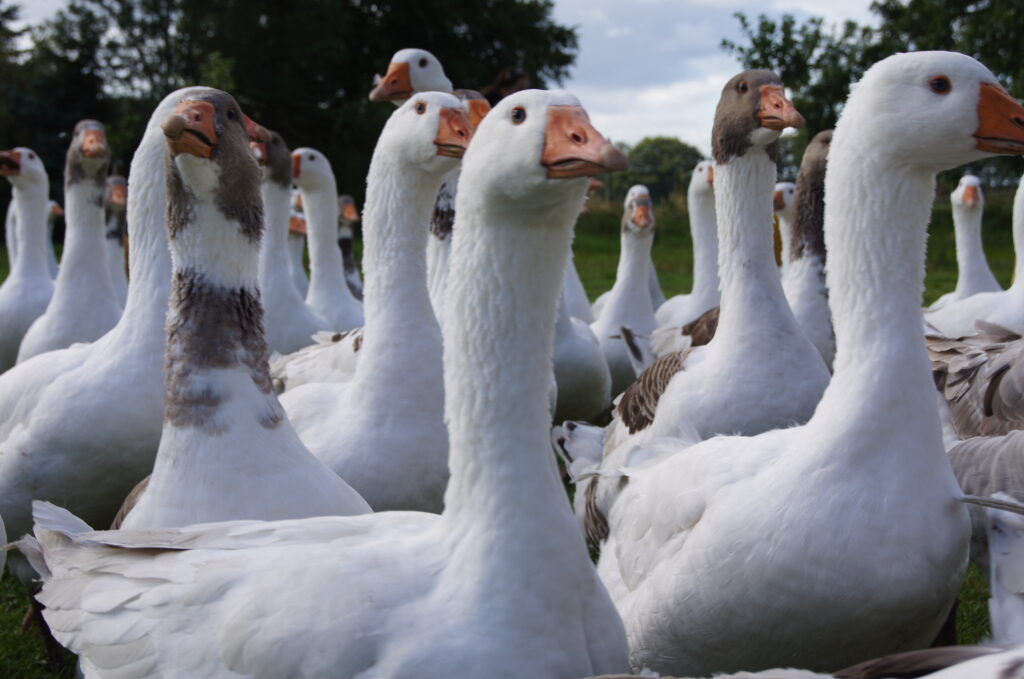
[160,89,270,240]
[712,70,804,164]
[623,185,654,234]
[105,175,127,212]
[0,147,47,188]
[49,201,63,219]
[462,89,627,208]
[773,181,796,219]
[951,174,983,210]
[689,159,714,196]
[338,195,359,224]
[252,129,292,188]
[373,91,473,177]
[836,51,1024,171]
[291,148,337,193]
[67,119,110,183]
[369,48,452,104]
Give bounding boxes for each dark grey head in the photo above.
[337,194,359,224]
[791,129,832,260]
[711,70,804,165]
[104,175,127,212]
[161,90,267,242]
[66,119,110,188]
[255,129,292,188]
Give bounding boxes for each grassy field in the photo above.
[0,189,1015,677]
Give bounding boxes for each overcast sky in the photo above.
[16,0,876,155]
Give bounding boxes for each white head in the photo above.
[369,48,453,104]
[773,181,796,220]
[623,184,654,234]
[372,91,472,177]
[688,159,714,197]
[836,51,1024,172]
[460,89,627,209]
[951,174,983,209]
[291,147,336,192]
[0,146,48,189]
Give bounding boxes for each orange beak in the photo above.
[108,186,126,207]
[369,61,413,102]
[758,85,804,131]
[342,202,359,221]
[707,165,714,186]
[962,184,980,207]
[292,152,302,178]
[773,189,785,211]
[250,141,268,166]
[541,106,628,179]
[974,82,1024,154]
[0,149,21,176]
[81,129,108,158]
[467,99,491,128]
[293,192,303,211]
[632,203,653,228]
[162,100,218,158]
[243,114,271,144]
[50,202,64,217]
[289,215,307,235]
[435,107,473,158]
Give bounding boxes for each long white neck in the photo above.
[9,179,49,278]
[688,186,719,299]
[442,185,585,548]
[818,150,938,435]
[5,200,17,266]
[602,226,655,323]
[952,202,997,294]
[259,181,294,297]
[59,175,117,297]
[714,151,792,336]
[354,153,444,383]
[777,212,794,269]
[303,183,357,305]
[113,130,173,351]
[1012,176,1024,289]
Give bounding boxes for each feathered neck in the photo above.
[59,169,115,296]
[259,181,294,294]
[688,185,719,299]
[8,179,49,279]
[1012,174,1024,289]
[302,181,357,304]
[951,200,996,295]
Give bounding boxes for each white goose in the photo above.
[0,147,54,371]
[773,180,796,268]
[553,273,613,423]
[0,87,267,583]
[929,174,1001,311]
[280,92,468,512]
[292,147,364,331]
[18,120,122,362]
[118,90,368,528]
[253,130,331,354]
[655,160,718,328]
[586,52,1024,676]
[103,175,129,307]
[22,89,630,679]
[590,185,659,395]
[927,172,1024,335]
[337,194,363,299]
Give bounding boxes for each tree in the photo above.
[611,137,704,202]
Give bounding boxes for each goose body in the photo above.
[929,174,1001,311]
[0,147,54,371]
[18,120,122,362]
[103,176,129,307]
[554,276,612,422]
[22,89,630,679]
[586,54,1012,675]
[926,173,1024,335]
[120,90,368,529]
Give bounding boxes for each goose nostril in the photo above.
[571,132,585,144]
[1015,116,1024,128]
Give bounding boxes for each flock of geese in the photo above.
[0,45,1023,679]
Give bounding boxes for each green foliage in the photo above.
[604,137,704,203]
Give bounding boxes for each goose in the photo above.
[21,88,630,679]
[0,147,54,371]
[279,92,469,512]
[292,147,364,331]
[4,196,15,266]
[574,53,1024,676]
[368,47,453,104]
[337,194,363,299]
[773,180,796,268]
[45,200,60,277]
[5,198,62,278]
[986,494,1024,643]
[563,251,596,322]
[252,130,332,354]
[654,160,718,328]
[287,188,310,296]
[929,174,1001,311]
[116,90,368,529]
[103,175,129,307]
[780,129,836,367]
[926,172,1024,335]
[18,120,122,362]
[553,272,613,423]
[590,185,659,395]
[0,87,269,584]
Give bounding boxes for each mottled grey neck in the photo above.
[106,208,127,243]
[430,173,457,240]
[791,162,826,261]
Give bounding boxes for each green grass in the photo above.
[0,191,1013,676]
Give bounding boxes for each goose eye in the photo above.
[418,58,428,68]
[308,154,315,161]
[929,76,952,94]
[28,153,34,159]
[227,109,237,121]
[511,107,527,124]
[738,81,748,93]
[415,102,427,114]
